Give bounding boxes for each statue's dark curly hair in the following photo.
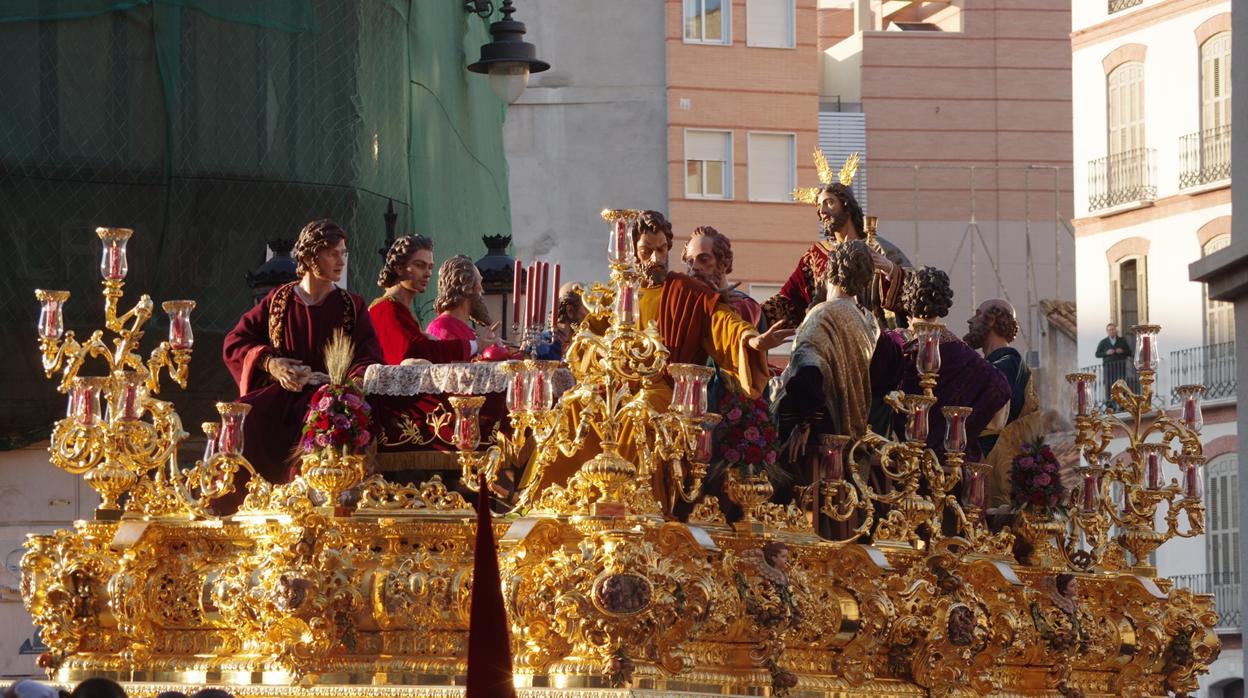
[901,266,954,319]
[377,234,434,288]
[684,225,734,275]
[817,182,865,238]
[631,210,673,249]
[822,239,874,298]
[981,304,1019,343]
[293,219,347,276]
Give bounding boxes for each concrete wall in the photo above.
[503,0,669,287]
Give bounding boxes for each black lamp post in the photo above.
[245,238,298,305]
[475,234,517,339]
[467,0,549,104]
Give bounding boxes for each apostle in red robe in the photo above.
[762,182,910,331]
[221,219,382,511]
[370,235,484,364]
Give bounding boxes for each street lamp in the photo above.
[467,0,549,104]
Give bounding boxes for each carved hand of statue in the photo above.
[475,322,502,348]
[869,249,895,276]
[748,321,797,353]
[268,357,311,392]
[784,423,811,463]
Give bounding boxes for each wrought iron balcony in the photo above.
[1170,573,1241,631]
[1077,361,1138,414]
[1108,0,1143,13]
[1179,124,1232,189]
[1170,341,1236,403]
[1088,148,1156,212]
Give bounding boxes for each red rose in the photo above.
[744,445,764,464]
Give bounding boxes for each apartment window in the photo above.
[684,0,730,44]
[746,0,794,48]
[747,133,796,202]
[685,130,732,199]
[1109,256,1147,331]
[1107,61,1145,157]
[1204,235,1235,345]
[1201,32,1232,132]
[1207,454,1240,585]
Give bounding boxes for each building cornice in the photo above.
[1071,0,1226,52]
[1074,186,1230,237]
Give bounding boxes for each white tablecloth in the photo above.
[363,362,575,396]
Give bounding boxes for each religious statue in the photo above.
[763,150,911,331]
[370,235,481,364]
[774,239,878,452]
[425,255,501,352]
[965,299,1056,510]
[519,210,793,512]
[221,219,382,512]
[682,225,763,328]
[870,266,1009,462]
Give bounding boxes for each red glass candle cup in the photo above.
[614,281,639,325]
[163,300,196,350]
[905,396,934,443]
[1081,467,1100,513]
[962,462,992,510]
[215,402,251,456]
[1130,324,1160,372]
[449,396,485,451]
[1175,384,1205,433]
[96,227,133,281]
[67,376,106,426]
[35,289,69,341]
[502,361,528,413]
[818,435,850,482]
[942,406,971,453]
[1066,372,1096,417]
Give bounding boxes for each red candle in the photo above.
[611,219,628,262]
[1185,466,1200,499]
[1139,335,1152,368]
[920,336,939,373]
[454,415,480,451]
[550,263,561,329]
[529,369,548,411]
[538,261,550,328]
[967,469,986,509]
[821,443,844,481]
[106,247,123,280]
[219,422,239,455]
[1146,451,1161,490]
[694,427,714,463]
[1082,471,1098,513]
[170,315,191,349]
[512,258,522,328]
[1075,380,1090,416]
[525,262,536,332]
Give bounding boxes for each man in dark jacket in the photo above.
[1095,323,1133,406]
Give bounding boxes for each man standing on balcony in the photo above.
[1095,323,1132,406]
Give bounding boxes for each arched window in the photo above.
[1109,255,1147,331]
[1204,235,1235,345]
[1108,61,1145,157]
[1201,32,1232,133]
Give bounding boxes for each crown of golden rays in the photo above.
[791,149,859,204]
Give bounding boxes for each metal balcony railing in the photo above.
[1088,148,1157,211]
[1170,341,1237,403]
[1108,0,1143,13]
[1179,124,1232,189]
[1076,361,1139,414]
[1169,573,1241,631]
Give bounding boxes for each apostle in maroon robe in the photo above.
[221,219,382,511]
[369,235,478,364]
[868,266,1009,463]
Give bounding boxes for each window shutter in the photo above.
[747,133,796,201]
[1136,255,1148,323]
[746,0,794,48]
[1109,263,1121,329]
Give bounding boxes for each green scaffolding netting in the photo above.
[0,0,513,442]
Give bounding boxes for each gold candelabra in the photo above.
[813,321,1010,556]
[1054,324,1207,574]
[453,209,719,518]
[35,228,199,518]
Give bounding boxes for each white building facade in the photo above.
[1072,2,1238,695]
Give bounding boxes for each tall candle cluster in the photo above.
[511,257,562,341]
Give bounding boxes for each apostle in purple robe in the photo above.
[869,266,1009,462]
[220,219,382,512]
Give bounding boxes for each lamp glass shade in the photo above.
[489,63,530,103]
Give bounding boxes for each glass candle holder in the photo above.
[942,406,972,453]
[449,396,486,451]
[606,216,634,266]
[1130,324,1160,372]
[163,300,196,350]
[215,402,251,457]
[67,376,106,426]
[1175,384,1205,433]
[107,371,145,422]
[526,361,559,412]
[669,364,714,418]
[693,414,721,464]
[614,281,639,325]
[1080,465,1102,514]
[1180,456,1204,500]
[1066,372,1096,417]
[1139,443,1166,490]
[818,435,851,482]
[501,361,529,413]
[904,395,935,443]
[912,321,944,375]
[96,227,133,281]
[35,289,70,341]
[670,374,690,415]
[201,422,220,463]
[962,461,992,510]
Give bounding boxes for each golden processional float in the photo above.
[23,219,1219,697]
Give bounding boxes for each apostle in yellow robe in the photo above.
[519,210,794,513]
